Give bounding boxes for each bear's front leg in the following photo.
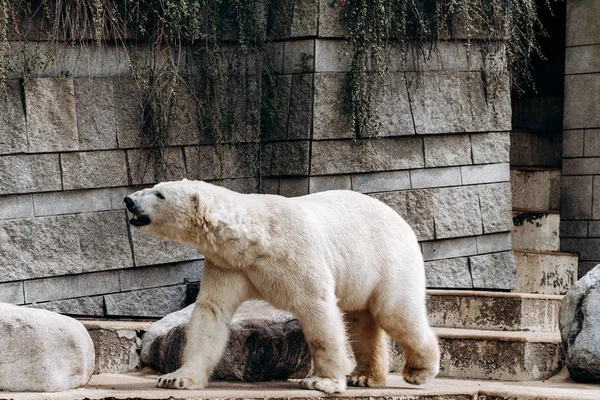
[157,262,256,390]
[295,296,353,394]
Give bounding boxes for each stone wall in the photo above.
[561,0,600,277]
[0,1,515,317]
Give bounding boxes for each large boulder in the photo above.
[559,265,600,382]
[0,303,95,392]
[141,300,312,381]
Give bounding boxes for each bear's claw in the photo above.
[346,374,385,387]
[299,376,346,393]
[402,365,436,385]
[156,371,205,390]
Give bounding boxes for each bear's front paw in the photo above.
[300,376,346,394]
[347,374,385,387]
[402,365,436,385]
[156,370,206,390]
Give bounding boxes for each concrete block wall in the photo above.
[0,1,516,317]
[561,0,600,277]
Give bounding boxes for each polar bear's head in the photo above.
[124,179,211,242]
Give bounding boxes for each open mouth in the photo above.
[129,213,151,227]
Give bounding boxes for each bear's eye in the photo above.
[155,192,165,200]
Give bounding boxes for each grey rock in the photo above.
[0,211,132,282]
[0,194,33,220]
[290,0,318,37]
[424,134,472,167]
[119,261,202,291]
[377,73,415,137]
[61,150,128,190]
[432,186,483,239]
[30,296,105,317]
[262,75,292,141]
[287,74,313,140]
[559,265,600,382]
[141,300,312,381]
[461,163,511,185]
[476,232,512,254]
[185,144,259,181]
[372,190,435,241]
[470,251,516,290]
[74,77,117,150]
[261,141,309,176]
[0,281,24,304]
[351,170,411,194]
[564,74,600,130]
[25,78,78,153]
[311,137,424,175]
[0,304,94,392]
[566,0,600,46]
[421,236,478,261]
[0,154,62,195]
[477,182,513,234]
[318,0,345,37]
[213,178,260,194]
[278,177,310,197]
[130,227,203,267]
[114,78,144,148]
[24,271,120,303]
[425,258,472,288]
[284,40,315,74]
[105,285,188,318]
[127,148,187,185]
[32,188,112,216]
[0,80,27,155]
[471,132,510,164]
[88,328,143,373]
[309,175,351,193]
[314,40,350,72]
[312,73,352,139]
[410,167,461,189]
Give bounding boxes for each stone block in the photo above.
[262,75,292,141]
[260,141,310,176]
[511,169,561,210]
[110,186,143,210]
[119,261,202,291]
[185,144,259,181]
[24,270,120,303]
[566,45,600,75]
[471,132,510,164]
[562,238,600,261]
[127,148,187,185]
[561,220,589,238]
[309,175,351,193]
[87,326,143,374]
[114,78,144,148]
[0,80,27,155]
[563,158,600,175]
[105,285,188,318]
[287,74,313,140]
[25,78,78,152]
[0,194,33,220]
[470,251,516,290]
[212,178,259,194]
[290,0,318,37]
[312,73,352,139]
[512,211,560,252]
[373,190,435,241]
[377,73,416,137]
[74,77,117,150]
[424,258,472,289]
[424,134,472,167]
[511,130,562,167]
[33,188,112,216]
[432,186,483,239]
[278,177,309,197]
[589,221,600,237]
[351,170,411,193]
[311,137,424,175]
[421,236,478,261]
[407,71,511,134]
[410,167,461,189]
[318,0,345,37]
[579,262,600,278]
[30,296,105,317]
[61,151,128,190]
[566,0,600,46]
[564,130,585,157]
[0,211,132,282]
[0,281,24,304]
[564,74,600,129]
[265,42,285,74]
[584,129,600,157]
[0,154,62,195]
[513,96,564,134]
[591,177,600,219]
[561,175,593,220]
[284,40,315,74]
[477,232,512,254]
[461,163,510,185]
[314,39,349,72]
[130,228,203,267]
[478,182,513,234]
[167,85,202,146]
[514,250,577,295]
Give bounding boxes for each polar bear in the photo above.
[125,179,439,393]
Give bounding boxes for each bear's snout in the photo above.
[124,196,152,227]
[124,196,135,212]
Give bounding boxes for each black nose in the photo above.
[124,196,135,211]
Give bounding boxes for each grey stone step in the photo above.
[426,290,562,333]
[514,250,578,295]
[7,369,599,400]
[512,209,560,252]
[511,168,561,211]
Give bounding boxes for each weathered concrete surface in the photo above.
[511,169,561,211]
[512,211,560,252]
[514,251,578,295]
[141,300,312,381]
[559,265,600,382]
[0,304,94,392]
[427,290,562,333]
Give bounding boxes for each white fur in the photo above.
[127,180,440,393]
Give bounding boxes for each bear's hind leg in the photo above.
[345,311,388,387]
[372,299,440,385]
[296,299,352,394]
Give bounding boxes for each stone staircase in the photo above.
[511,167,578,295]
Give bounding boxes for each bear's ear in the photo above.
[191,193,213,227]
